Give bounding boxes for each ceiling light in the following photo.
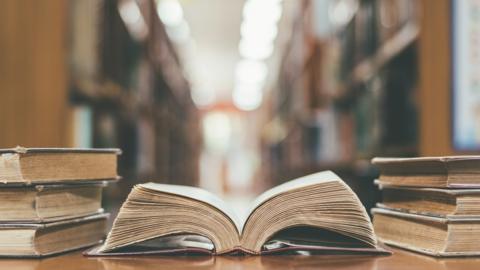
[166,20,190,43]
[118,0,148,41]
[235,59,268,85]
[329,0,358,29]
[243,0,282,24]
[240,20,278,44]
[156,0,184,27]
[232,83,263,111]
[239,39,274,60]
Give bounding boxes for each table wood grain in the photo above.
[1,247,480,270]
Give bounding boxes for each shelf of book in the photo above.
[333,21,420,102]
[260,0,420,198]
[68,0,200,200]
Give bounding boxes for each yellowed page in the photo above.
[246,171,341,224]
[140,183,242,233]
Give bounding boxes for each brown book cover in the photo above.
[372,156,480,188]
[373,207,480,256]
[0,146,121,185]
[0,213,109,257]
[0,182,107,223]
[375,184,480,218]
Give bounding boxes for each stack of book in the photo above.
[371,156,480,257]
[0,147,120,257]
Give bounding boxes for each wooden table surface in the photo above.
[1,247,480,270]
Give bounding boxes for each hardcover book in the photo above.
[0,147,121,184]
[372,156,480,188]
[0,213,108,257]
[373,207,480,256]
[87,171,388,256]
[377,185,480,218]
[0,183,106,222]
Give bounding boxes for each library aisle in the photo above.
[1,0,480,268]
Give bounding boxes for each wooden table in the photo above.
[1,247,480,270]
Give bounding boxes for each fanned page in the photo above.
[247,171,341,218]
[239,171,379,253]
[94,171,385,256]
[141,171,343,235]
[139,183,243,233]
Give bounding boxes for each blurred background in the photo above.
[0,0,479,212]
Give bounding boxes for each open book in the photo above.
[87,171,387,255]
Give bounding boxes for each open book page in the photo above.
[245,171,341,225]
[140,171,342,237]
[140,183,243,233]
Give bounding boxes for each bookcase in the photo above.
[259,0,449,210]
[68,0,201,199]
[0,0,200,200]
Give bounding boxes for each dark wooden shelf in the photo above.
[333,22,420,103]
